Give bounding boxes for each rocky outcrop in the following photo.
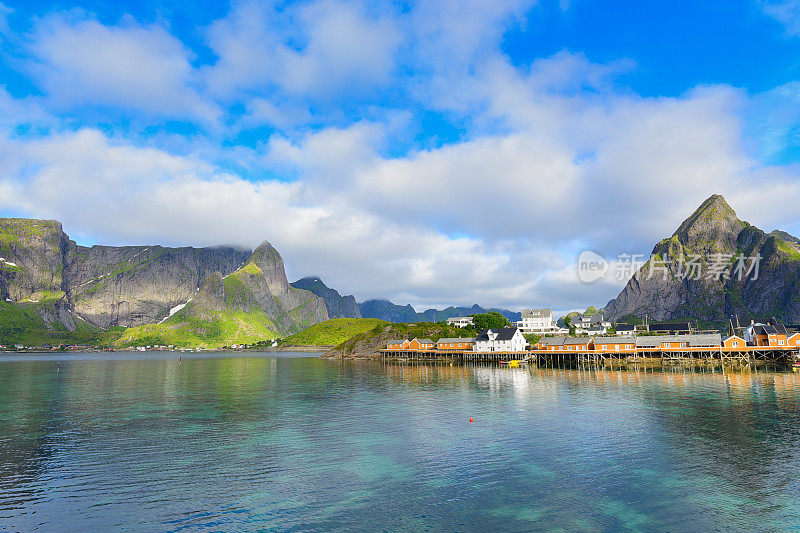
[0,218,327,339]
[291,277,361,318]
[64,244,250,328]
[114,242,329,346]
[604,194,800,324]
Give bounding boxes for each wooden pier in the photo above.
[381,346,800,365]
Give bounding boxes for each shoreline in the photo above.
[0,345,332,355]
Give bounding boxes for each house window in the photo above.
[779,340,785,345]
[601,345,607,350]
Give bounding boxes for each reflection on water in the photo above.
[1,355,800,531]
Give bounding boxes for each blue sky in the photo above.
[2,0,800,314]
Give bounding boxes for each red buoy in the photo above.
[469,418,473,423]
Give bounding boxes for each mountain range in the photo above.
[8,194,787,347]
[289,277,521,323]
[0,219,327,346]
[0,218,519,347]
[604,194,800,326]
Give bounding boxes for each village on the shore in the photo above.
[382,308,800,364]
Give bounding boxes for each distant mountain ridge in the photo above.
[289,276,522,323]
[290,277,361,318]
[604,194,800,325]
[358,299,522,323]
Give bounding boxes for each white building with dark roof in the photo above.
[474,327,527,352]
[516,308,555,334]
[446,316,474,328]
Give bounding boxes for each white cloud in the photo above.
[761,0,800,36]
[0,127,554,309]
[26,16,218,122]
[205,0,401,101]
[3,4,800,314]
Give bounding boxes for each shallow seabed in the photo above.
[1,353,799,532]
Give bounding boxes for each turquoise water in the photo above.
[1,354,800,531]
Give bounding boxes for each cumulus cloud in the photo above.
[26,16,218,121]
[0,127,552,309]
[2,1,800,314]
[204,0,401,101]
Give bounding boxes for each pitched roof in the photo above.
[436,337,475,344]
[521,308,552,319]
[636,334,721,347]
[564,337,592,345]
[476,327,520,341]
[592,337,633,344]
[688,333,722,346]
[753,324,788,336]
[412,338,433,344]
[539,336,566,346]
[387,339,407,344]
[614,324,635,331]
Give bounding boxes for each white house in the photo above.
[516,308,555,334]
[473,327,527,352]
[446,316,474,328]
[573,314,611,335]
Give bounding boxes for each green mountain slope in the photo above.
[323,322,478,358]
[280,318,387,346]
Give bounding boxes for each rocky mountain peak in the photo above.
[605,194,800,324]
[246,241,289,295]
[290,276,362,319]
[670,194,743,255]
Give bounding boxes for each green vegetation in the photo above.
[472,311,511,330]
[0,300,124,347]
[524,333,541,345]
[583,306,598,316]
[237,262,263,275]
[114,306,283,349]
[563,315,576,336]
[280,318,387,346]
[775,237,800,261]
[331,321,480,357]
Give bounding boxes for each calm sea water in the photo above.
[1,353,800,532]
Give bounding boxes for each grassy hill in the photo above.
[113,306,283,349]
[0,299,124,347]
[324,322,477,358]
[280,318,387,346]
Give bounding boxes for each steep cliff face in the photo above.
[0,219,326,346]
[290,277,362,318]
[115,242,328,347]
[604,195,800,324]
[0,219,75,330]
[64,244,250,328]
